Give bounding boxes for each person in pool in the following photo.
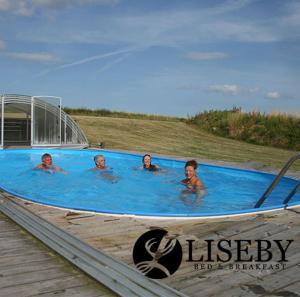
[181,160,204,191]
[180,160,206,206]
[92,155,110,171]
[36,153,64,173]
[92,155,118,183]
[142,154,160,171]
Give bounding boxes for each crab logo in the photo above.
[133,229,182,279]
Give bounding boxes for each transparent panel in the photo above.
[59,109,88,145]
[32,97,61,145]
[3,102,31,145]
[61,115,66,144]
[0,96,2,147]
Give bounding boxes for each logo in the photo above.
[133,229,294,278]
[133,229,182,279]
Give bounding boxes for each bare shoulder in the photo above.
[53,165,63,172]
[195,178,204,188]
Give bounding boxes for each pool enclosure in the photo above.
[0,94,88,148]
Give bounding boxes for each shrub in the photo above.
[188,108,300,150]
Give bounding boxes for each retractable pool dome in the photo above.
[0,94,88,148]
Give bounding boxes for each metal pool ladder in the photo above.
[254,153,300,208]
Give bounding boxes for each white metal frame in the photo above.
[31,96,62,147]
[1,94,88,148]
[1,96,4,148]
[30,96,34,147]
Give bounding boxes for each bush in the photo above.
[188,108,300,150]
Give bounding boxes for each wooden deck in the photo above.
[1,190,299,297]
[0,211,116,297]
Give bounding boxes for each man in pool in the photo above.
[142,154,160,171]
[92,155,119,183]
[36,153,64,173]
[92,155,109,170]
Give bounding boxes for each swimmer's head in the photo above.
[143,154,151,168]
[42,153,52,166]
[185,160,198,170]
[94,155,106,168]
[185,160,198,179]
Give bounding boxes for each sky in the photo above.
[0,0,299,116]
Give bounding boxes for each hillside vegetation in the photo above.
[66,107,300,151]
[73,115,300,171]
[64,107,184,122]
[187,108,300,151]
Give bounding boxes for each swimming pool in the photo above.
[0,149,299,217]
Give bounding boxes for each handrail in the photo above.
[254,153,300,208]
[283,181,300,205]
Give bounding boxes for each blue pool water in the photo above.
[0,149,299,217]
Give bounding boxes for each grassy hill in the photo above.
[73,115,300,171]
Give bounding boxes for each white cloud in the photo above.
[36,46,137,77]
[96,53,131,74]
[248,87,260,93]
[176,83,201,91]
[281,2,300,27]
[32,0,119,10]
[208,84,240,96]
[185,52,228,61]
[57,46,136,70]
[0,39,5,50]
[0,0,9,10]
[265,91,281,99]
[2,0,299,46]
[6,52,58,62]
[0,0,33,16]
[0,0,119,16]
[10,0,284,46]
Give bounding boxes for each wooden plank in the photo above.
[0,195,187,297]
[215,286,258,297]
[0,267,75,289]
[181,269,255,296]
[274,282,300,297]
[0,213,117,297]
[29,285,116,297]
[0,252,57,267]
[1,205,144,297]
[166,234,300,295]
[0,245,46,258]
[244,265,300,292]
[0,229,27,238]
[206,258,300,297]
[0,258,66,277]
[0,275,114,297]
[3,191,300,297]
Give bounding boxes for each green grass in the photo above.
[74,115,300,171]
[66,107,300,151]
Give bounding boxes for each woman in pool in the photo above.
[36,153,64,173]
[181,160,204,190]
[181,160,206,206]
[142,154,160,171]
